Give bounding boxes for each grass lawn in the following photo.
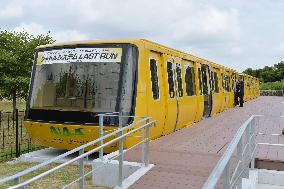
[0,161,109,189]
[0,100,26,112]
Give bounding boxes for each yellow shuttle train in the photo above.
[23,39,260,152]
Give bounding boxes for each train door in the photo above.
[210,67,221,116]
[222,71,230,110]
[195,63,203,122]
[201,64,212,118]
[181,60,198,126]
[227,71,234,108]
[147,51,166,139]
[162,55,179,135]
[174,59,187,130]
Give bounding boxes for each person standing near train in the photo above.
[236,76,244,107]
[232,73,238,106]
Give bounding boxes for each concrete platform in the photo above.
[123,96,284,189]
[15,148,96,164]
[243,169,284,189]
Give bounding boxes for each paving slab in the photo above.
[124,96,284,189]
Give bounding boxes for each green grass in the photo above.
[0,105,40,162]
[0,100,26,112]
[260,80,284,90]
[0,161,108,189]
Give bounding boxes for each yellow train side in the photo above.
[24,39,260,152]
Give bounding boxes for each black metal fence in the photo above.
[0,109,42,162]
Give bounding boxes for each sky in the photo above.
[0,0,283,71]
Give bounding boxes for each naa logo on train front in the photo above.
[50,126,85,138]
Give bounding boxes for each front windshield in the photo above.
[30,59,120,112]
[26,45,138,124]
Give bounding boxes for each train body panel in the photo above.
[23,39,260,152]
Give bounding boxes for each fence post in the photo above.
[118,113,123,187]
[99,114,104,160]
[2,128,4,150]
[14,177,20,185]
[0,111,2,131]
[15,109,20,158]
[79,148,84,189]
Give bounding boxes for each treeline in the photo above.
[243,62,284,90]
[243,62,284,83]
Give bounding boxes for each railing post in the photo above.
[145,119,150,167]
[250,117,256,169]
[99,114,104,160]
[243,124,251,178]
[237,139,243,189]
[141,126,145,165]
[246,123,251,155]
[79,148,84,189]
[223,163,230,189]
[15,109,20,158]
[118,113,123,187]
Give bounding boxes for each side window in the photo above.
[201,67,208,95]
[149,58,160,100]
[227,75,231,92]
[167,61,175,98]
[184,65,195,96]
[176,63,183,97]
[214,71,219,93]
[198,68,203,95]
[222,73,229,92]
[222,73,225,92]
[210,71,214,92]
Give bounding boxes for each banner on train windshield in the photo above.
[36,48,122,65]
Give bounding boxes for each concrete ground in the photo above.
[123,96,284,189]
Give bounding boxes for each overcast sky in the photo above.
[0,0,283,71]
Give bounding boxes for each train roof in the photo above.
[36,38,238,74]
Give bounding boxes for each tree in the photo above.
[243,68,256,77]
[0,30,55,112]
[243,61,284,83]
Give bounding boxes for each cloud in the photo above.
[14,23,46,36]
[6,0,241,49]
[0,3,23,19]
[1,0,284,71]
[14,22,88,42]
[52,30,89,42]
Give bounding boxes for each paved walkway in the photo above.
[124,96,284,189]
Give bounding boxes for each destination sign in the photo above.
[36,48,122,65]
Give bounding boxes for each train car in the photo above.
[23,39,260,152]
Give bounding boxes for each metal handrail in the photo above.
[203,115,284,189]
[202,115,262,189]
[0,113,155,189]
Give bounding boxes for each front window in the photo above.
[26,45,138,125]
